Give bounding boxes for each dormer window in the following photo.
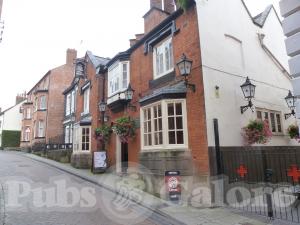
[108,61,130,97]
[153,37,173,79]
[75,62,85,78]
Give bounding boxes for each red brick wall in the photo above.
[106,6,210,176]
[144,9,169,33]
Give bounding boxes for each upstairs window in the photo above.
[65,93,71,116]
[26,108,31,119]
[153,37,173,79]
[40,96,46,110]
[71,90,75,114]
[108,61,130,97]
[83,88,90,115]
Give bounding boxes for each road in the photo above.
[0,151,178,225]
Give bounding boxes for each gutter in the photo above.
[257,32,291,80]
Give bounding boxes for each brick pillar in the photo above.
[66,49,77,66]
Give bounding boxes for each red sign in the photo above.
[287,165,300,182]
[237,165,248,178]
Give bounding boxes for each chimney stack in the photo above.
[66,48,77,65]
[150,0,177,14]
[15,93,26,105]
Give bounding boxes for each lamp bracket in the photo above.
[184,81,196,92]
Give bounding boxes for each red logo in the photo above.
[287,165,300,182]
[237,165,248,178]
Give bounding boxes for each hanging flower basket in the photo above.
[94,125,111,144]
[287,124,300,141]
[242,120,272,145]
[111,117,136,143]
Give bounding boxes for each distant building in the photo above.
[20,49,77,151]
[0,94,26,148]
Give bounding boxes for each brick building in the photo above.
[20,49,77,151]
[95,0,208,197]
[63,51,109,168]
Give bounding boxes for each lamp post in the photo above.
[284,90,296,120]
[240,77,256,114]
[176,54,195,92]
[98,100,106,150]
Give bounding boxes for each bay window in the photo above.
[65,93,71,116]
[108,61,130,97]
[40,96,46,110]
[38,120,45,137]
[141,99,188,150]
[153,37,174,79]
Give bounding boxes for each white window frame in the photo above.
[38,120,45,137]
[65,93,71,116]
[83,88,90,115]
[140,99,188,151]
[73,124,90,152]
[256,108,283,135]
[71,90,75,114]
[24,127,30,141]
[108,61,130,98]
[26,108,31,119]
[39,96,47,110]
[153,37,174,79]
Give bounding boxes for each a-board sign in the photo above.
[165,171,181,201]
[93,151,107,173]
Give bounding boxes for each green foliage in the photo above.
[111,117,136,143]
[176,0,193,11]
[95,125,112,143]
[1,130,21,148]
[287,124,299,140]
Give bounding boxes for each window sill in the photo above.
[149,70,176,89]
[141,147,189,153]
[37,109,47,112]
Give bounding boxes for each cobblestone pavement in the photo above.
[0,151,177,225]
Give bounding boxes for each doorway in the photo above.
[121,143,128,173]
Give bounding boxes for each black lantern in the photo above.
[98,101,106,112]
[284,90,296,119]
[176,54,195,92]
[125,84,135,101]
[75,62,85,78]
[240,77,256,114]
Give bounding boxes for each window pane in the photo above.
[256,111,262,120]
[86,128,89,135]
[154,133,158,145]
[147,108,151,120]
[177,131,184,144]
[175,103,182,115]
[158,105,162,117]
[148,134,152,145]
[86,143,89,151]
[154,106,157,118]
[176,117,183,129]
[270,113,276,132]
[264,112,269,120]
[168,103,174,116]
[168,117,175,130]
[154,119,158,131]
[82,128,86,135]
[158,119,162,130]
[276,114,282,133]
[148,121,151,132]
[169,131,176,144]
[159,132,163,144]
[144,134,148,146]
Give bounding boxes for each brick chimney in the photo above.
[66,48,77,65]
[15,93,26,105]
[144,0,177,34]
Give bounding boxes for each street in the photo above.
[0,151,177,225]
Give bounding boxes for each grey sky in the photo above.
[0,0,280,110]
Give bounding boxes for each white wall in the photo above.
[196,0,298,147]
[1,101,24,131]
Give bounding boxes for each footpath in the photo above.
[15,151,298,225]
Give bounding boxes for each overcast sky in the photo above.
[0,0,281,110]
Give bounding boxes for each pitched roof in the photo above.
[86,51,110,69]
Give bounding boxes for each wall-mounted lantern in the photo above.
[240,76,256,114]
[284,90,296,120]
[125,84,136,111]
[98,100,107,113]
[176,54,196,92]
